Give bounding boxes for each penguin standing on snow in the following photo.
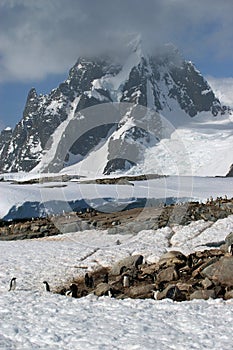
[9,277,16,291]
[43,281,50,292]
[151,290,159,300]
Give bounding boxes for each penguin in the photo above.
[103,273,109,284]
[84,273,90,288]
[89,276,94,288]
[228,244,233,255]
[66,284,78,298]
[9,277,16,291]
[108,288,114,298]
[43,281,50,292]
[123,275,130,288]
[151,290,159,300]
[70,284,78,298]
[65,289,72,297]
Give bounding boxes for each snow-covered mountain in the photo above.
[0,41,232,176]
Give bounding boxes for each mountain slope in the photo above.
[0,42,231,175]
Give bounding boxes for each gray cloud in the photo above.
[0,0,233,82]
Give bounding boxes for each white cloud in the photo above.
[206,76,233,107]
[0,0,233,82]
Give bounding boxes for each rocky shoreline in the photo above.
[1,196,233,240]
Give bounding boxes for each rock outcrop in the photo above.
[57,241,233,302]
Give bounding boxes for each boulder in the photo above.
[30,225,40,232]
[201,277,213,289]
[201,257,233,287]
[93,283,111,297]
[140,263,158,276]
[176,282,193,293]
[224,290,233,300]
[128,284,155,298]
[157,266,179,283]
[110,255,143,275]
[190,289,216,300]
[158,251,186,268]
[192,257,219,278]
[156,284,185,301]
[225,232,233,248]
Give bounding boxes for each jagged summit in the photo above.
[0,42,231,175]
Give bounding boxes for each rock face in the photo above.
[0,43,229,173]
[226,164,233,177]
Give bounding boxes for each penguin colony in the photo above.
[7,237,233,300]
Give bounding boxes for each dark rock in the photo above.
[141,263,158,277]
[225,232,233,248]
[157,266,179,283]
[201,256,233,287]
[110,255,143,276]
[192,257,219,278]
[158,251,187,268]
[224,289,233,300]
[190,289,216,300]
[157,284,185,301]
[128,284,155,299]
[94,283,111,297]
[201,277,213,289]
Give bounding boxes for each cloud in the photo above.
[0,0,233,83]
[206,76,233,107]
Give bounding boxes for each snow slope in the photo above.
[0,215,233,349]
[137,112,233,177]
[58,108,233,178]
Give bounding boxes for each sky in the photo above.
[1,0,233,130]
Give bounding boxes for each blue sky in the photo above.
[1,0,233,130]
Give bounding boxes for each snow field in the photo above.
[0,292,233,350]
[0,216,232,348]
[0,176,233,348]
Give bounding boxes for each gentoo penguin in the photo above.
[66,284,78,298]
[43,281,50,292]
[65,289,72,297]
[84,273,90,288]
[9,277,16,291]
[70,284,78,298]
[108,288,113,298]
[103,273,109,284]
[151,290,159,300]
[89,276,94,288]
[123,275,130,288]
[228,244,233,255]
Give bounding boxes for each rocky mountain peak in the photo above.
[0,43,231,174]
